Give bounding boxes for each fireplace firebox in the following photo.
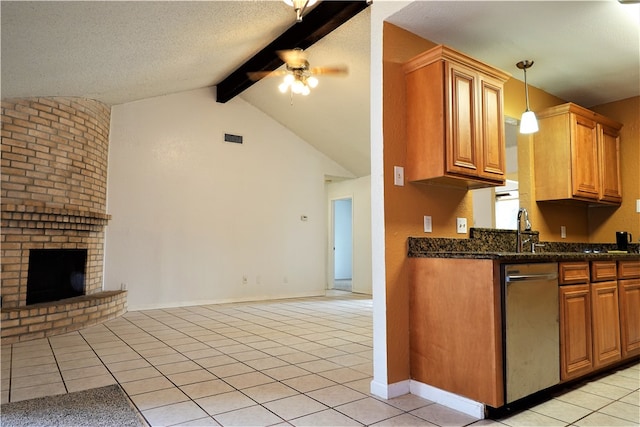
[26,249,88,305]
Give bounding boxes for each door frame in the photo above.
[329,196,353,290]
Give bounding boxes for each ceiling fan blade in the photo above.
[247,70,288,81]
[309,66,349,76]
[277,49,308,67]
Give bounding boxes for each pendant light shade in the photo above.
[520,110,539,134]
[516,60,538,134]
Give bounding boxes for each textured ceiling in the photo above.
[1,1,294,105]
[2,1,639,178]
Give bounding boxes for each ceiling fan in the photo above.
[247,48,348,97]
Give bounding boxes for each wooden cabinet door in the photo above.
[591,281,622,368]
[570,114,599,200]
[446,62,479,176]
[619,278,640,358]
[560,284,593,381]
[479,77,505,181]
[598,124,622,203]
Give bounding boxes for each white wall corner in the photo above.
[370,379,410,400]
[410,380,485,419]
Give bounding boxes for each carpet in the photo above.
[0,384,147,427]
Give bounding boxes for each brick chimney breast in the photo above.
[1,97,124,344]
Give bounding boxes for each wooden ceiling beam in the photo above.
[215,1,370,103]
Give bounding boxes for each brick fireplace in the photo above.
[1,97,126,344]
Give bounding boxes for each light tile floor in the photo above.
[1,292,638,426]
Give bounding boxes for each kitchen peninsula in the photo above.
[408,229,639,412]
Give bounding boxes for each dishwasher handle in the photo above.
[505,272,558,283]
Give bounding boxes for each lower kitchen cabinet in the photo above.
[409,258,503,407]
[590,280,621,368]
[618,260,640,358]
[409,257,638,408]
[619,279,640,358]
[559,284,593,381]
[559,261,637,382]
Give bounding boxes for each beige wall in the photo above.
[382,24,640,384]
[105,87,354,310]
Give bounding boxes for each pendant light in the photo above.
[516,60,539,134]
[283,0,317,23]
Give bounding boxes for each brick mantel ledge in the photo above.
[1,204,111,229]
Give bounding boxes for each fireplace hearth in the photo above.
[27,249,87,305]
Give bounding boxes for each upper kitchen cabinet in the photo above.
[533,103,623,205]
[403,45,510,189]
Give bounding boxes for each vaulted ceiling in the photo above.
[2,1,638,178]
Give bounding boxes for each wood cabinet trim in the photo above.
[403,45,511,82]
[536,102,622,130]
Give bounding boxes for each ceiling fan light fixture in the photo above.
[516,60,539,134]
[283,0,318,22]
[292,78,306,94]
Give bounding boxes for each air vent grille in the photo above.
[224,133,243,144]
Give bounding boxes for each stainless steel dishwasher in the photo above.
[504,263,559,403]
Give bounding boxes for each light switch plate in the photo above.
[394,166,404,186]
[456,217,467,234]
[424,216,432,233]
[636,199,640,213]
[561,226,567,239]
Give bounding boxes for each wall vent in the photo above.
[224,133,243,144]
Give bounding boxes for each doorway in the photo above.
[332,198,353,291]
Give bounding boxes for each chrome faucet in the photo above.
[516,208,532,253]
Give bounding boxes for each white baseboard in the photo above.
[410,380,485,419]
[370,379,410,399]
[126,290,325,311]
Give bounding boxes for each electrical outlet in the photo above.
[456,217,467,234]
[424,215,432,233]
[242,275,248,285]
[561,226,567,239]
[394,166,404,186]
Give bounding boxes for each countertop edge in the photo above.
[408,251,640,262]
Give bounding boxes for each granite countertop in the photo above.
[408,228,640,262]
[409,250,640,262]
